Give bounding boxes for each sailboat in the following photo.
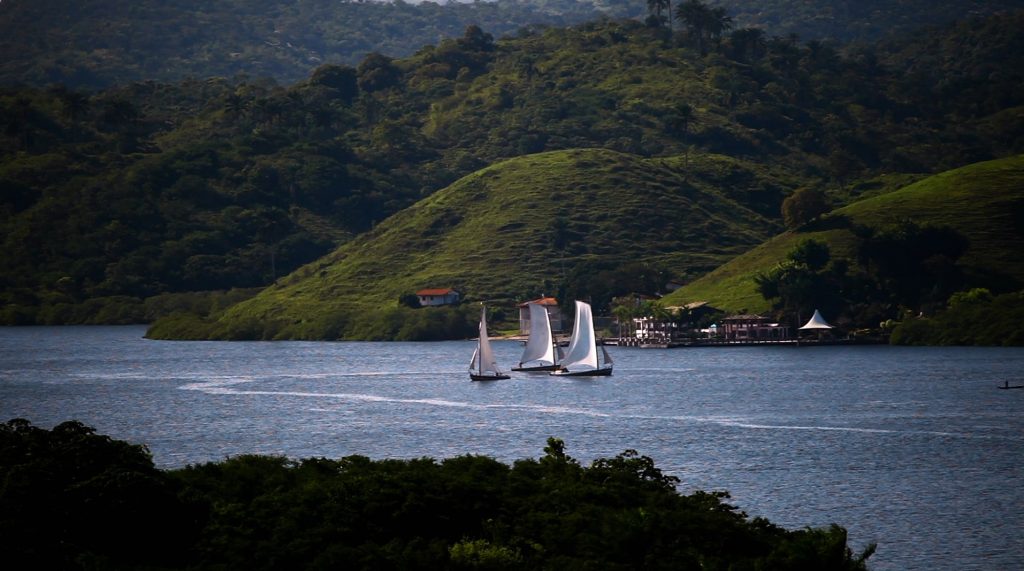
[512,302,561,372]
[469,306,511,381]
[551,300,613,377]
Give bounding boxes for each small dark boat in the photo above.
[998,381,1024,390]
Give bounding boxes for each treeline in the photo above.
[2,12,1022,325]
[3,0,1019,89]
[890,288,1024,346]
[0,419,875,570]
[0,0,630,89]
[754,220,975,330]
[148,303,482,341]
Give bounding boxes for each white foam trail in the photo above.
[179,379,1024,442]
[714,420,1020,441]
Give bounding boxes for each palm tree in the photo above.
[55,88,90,122]
[649,302,673,342]
[675,0,711,54]
[646,0,670,28]
[612,304,635,342]
[730,28,767,62]
[708,7,733,48]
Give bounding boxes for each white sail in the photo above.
[560,300,599,372]
[476,307,503,376]
[518,303,556,367]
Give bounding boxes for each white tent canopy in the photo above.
[799,309,834,330]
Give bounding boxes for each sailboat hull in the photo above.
[511,363,561,372]
[550,366,613,377]
[470,373,511,381]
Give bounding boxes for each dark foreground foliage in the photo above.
[0,419,875,570]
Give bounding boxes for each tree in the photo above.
[309,64,359,103]
[856,220,968,311]
[356,52,402,93]
[781,187,830,229]
[755,239,842,325]
[676,0,711,54]
[730,27,768,62]
[676,0,730,54]
[612,302,636,339]
[665,102,695,167]
[51,86,90,121]
[708,7,733,48]
[788,238,831,271]
[646,0,670,28]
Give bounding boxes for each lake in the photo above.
[1,325,1022,570]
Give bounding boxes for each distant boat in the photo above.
[551,300,613,377]
[470,306,510,381]
[513,302,561,372]
[998,381,1024,390]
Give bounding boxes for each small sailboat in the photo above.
[551,300,613,377]
[470,306,510,381]
[512,302,561,372]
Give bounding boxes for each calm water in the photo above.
[1,326,1022,570]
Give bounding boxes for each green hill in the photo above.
[661,155,1024,314]
[4,14,1023,326]
[148,149,790,339]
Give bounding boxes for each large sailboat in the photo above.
[512,302,560,372]
[469,306,511,381]
[551,300,613,377]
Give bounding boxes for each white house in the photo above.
[416,288,460,307]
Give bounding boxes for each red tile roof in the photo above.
[416,288,456,296]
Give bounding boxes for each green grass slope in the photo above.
[152,148,791,339]
[662,154,1024,313]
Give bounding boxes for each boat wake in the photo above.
[177,378,1024,442]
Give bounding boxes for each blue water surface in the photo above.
[1,325,1022,570]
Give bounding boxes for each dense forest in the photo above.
[0,419,875,570]
[2,0,1022,88]
[2,5,1022,328]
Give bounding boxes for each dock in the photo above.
[610,337,885,348]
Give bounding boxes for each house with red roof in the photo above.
[415,288,460,307]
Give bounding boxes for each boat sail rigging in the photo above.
[470,306,510,381]
[551,300,612,376]
[513,302,560,371]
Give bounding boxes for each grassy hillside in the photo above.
[662,155,1024,313]
[149,149,790,339]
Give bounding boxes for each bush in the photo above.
[782,187,830,229]
[1,423,875,571]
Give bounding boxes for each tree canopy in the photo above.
[0,420,875,570]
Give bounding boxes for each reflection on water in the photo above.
[2,325,1023,571]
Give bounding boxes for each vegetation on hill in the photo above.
[3,11,1023,330]
[662,155,1024,332]
[890,288,1024,346]
[0,419,875,570]
[3,0,1021,89]
[147,149,790,340]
